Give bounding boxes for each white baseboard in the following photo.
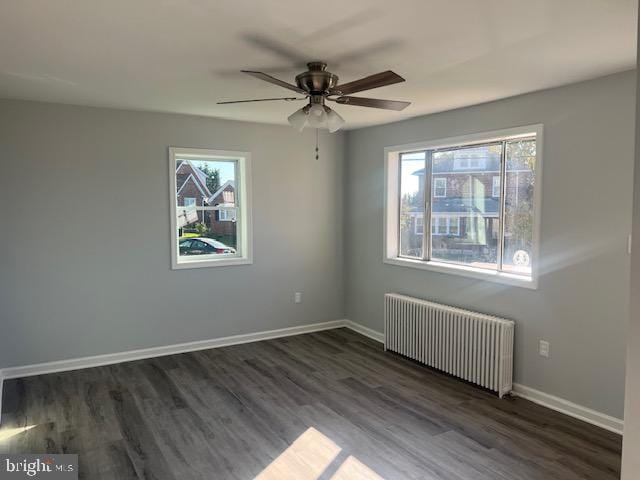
[0,319,624,437]
[512,383,624,435]
[342,322,624,435]
[344,319,384,343]
[0,320,348,381]
[0,319,349,425]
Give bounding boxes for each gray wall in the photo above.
[0,100,345,368]
[345,71,636,419]
[622,18,640,478]
[1,72,635,420]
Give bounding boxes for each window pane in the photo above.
[430,144,502,270]
[399,152,425,258]
[502,139,536,276]
[176,157,237,257]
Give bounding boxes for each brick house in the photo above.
[404,144,534,264]
[176,160,236,236]
[207,180,236,237]
[176,160,212,216]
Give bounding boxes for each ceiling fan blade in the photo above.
[242,34,309,67]
[241,70,307,94]
[332,71,405,95]
[332,96,410,111]
[217,97,304,105]
[331,39,402,67]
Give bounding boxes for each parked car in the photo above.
[179,237,236,255]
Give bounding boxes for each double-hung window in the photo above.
[170,147,252,269]
[385,125,542,288]
[433,177,447,197]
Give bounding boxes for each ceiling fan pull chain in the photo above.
[315,128,319,161]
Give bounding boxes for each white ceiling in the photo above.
[0,0,636,129]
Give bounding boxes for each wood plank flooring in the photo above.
[0,328,622,479]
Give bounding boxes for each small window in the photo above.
[449,217,460,236]
[433,177,447,197]
[415,214,424,235]
[453,151,487,170]
[492,176,500,197]
[218,208,236,222]
[431,216,459,236]
[385,125,542,288]
[170,148,252,269]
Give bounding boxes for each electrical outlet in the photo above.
[294,292,302,304]
[539,340,550,358]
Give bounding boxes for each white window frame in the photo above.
[169,147,253,269]
[492,176,501,197]
[384,125,543,289]
[433,177,447,197]
[184,197,196,208]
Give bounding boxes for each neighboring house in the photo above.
[176,160,212,219]
[207,180,236,236]
[176,161,236,236]
[404,145,534,263]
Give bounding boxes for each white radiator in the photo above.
[384,293,514,397]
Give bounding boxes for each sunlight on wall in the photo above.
[0,425,36,443]
[255,427,383,480]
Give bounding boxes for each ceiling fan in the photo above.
[218,62,410,133]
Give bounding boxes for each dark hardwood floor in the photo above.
[0,328,622,479]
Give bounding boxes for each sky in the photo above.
[401,152,425,195]
[183,158,236,184]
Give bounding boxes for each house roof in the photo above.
[176,160,212,198]
[411,147,533,176]
[208,180,235,205]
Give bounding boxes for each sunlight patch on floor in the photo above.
[330,455,384,479]
[0,425,36,443]
[255,427,340,480]
[255,427,383,480]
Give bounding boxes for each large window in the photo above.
[385,125,542,288]
[170,148,252,269]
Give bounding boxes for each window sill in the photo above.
[172,256,253,270]
[383,257,538,289]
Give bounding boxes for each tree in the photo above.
[505,140,536,253]
[400,191,421,255]
[195,222,210,236]
[200,164,221,194]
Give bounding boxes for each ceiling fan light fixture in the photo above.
[307,109,328,129]
[308,103,325,117]
[287,107,309,132]
[326,108,345,133]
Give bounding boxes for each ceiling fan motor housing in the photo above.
[295,62,339,96]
